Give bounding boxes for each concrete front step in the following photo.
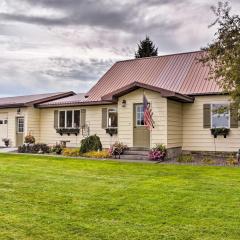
[124,150,149,156]
[129,147,150,151]
[120,154,149,161]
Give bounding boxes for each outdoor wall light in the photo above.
[17,108,21,114]
[122,99,126,107]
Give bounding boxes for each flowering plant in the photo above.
[24,134,35,144]
[149,144,167,161]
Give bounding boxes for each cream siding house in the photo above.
[0,51,239,157]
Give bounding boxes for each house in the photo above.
[0,50,239,157]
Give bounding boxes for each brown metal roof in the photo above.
[85,50,220,102]
[39,50,221,108]
[0,91,75,108]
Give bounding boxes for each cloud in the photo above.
[0,0,239,97]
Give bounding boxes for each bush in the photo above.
[202,158,216,165]
[51,144,64,155]
[24,134,35,144]
[82,150,111,159]
[63,148,80,157]
[18,143,50,154]
[149,144,167,161]
[80,135,102,153]
[226,156,238,166]
[109,142,128,157]
[177,154,193,163]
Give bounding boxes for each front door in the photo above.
[133,104,150,148]
[0,114,8,147]
[16,117,24,146]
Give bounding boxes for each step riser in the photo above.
[120,155,149,160]
[124,150,149,156]
[129,147,150,151]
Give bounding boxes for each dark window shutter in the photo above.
[102,108,108,129]
[203,104,211,128]
[81,109,86,127]
[230,106,238,128]
[54,110,58,129]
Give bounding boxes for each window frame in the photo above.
[135,104,145,126]
[17,117,25,133]
[210,103,230,129]
[58,110,81,129]
[107,108,118,129]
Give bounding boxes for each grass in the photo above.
[0,154,240,239]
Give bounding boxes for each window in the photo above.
[136,104,144,126]
[211,103,230,128]
[74,110,80,128]
[59,111,65,128]
[66,111,72,128]
[17,118,24,133]
[59,110,81,128]
[108,108,118,128]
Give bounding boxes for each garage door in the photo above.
[0,114,8,147]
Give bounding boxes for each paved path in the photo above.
[0,148,17,153]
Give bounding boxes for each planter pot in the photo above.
[211,128,230,138]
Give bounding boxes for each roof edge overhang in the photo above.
[0,91,76,109]
[29,91,76,106]
[101,82,194,103]
[37,100,114,109]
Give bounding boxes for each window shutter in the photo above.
[203,104,211,128]
[81,109,86,127]
[54,110,58,129]
[102,108,108,129]
[230,106,238,128]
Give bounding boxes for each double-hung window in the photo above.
[108,108,118,128]
[211,103,230,128]
[59,110,80,128]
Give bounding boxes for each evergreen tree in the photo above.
[135,36,158,58]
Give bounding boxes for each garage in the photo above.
[0,113,8,147]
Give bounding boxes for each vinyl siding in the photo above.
[182,95,240,152]
[118,88,167,148]
[0,107,28,147]
[26,107,40,142]
[167,100,183,148]
[39,105,118,148]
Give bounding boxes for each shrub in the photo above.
[24,134,35,144]
[51,144,64,155]
[18,143,50,154]
[109,142,128,157]
[177,154,193,163]
[226,156,238,166]
[82,150,111,159]
[80,135,102,153]
[149,144,167,161]
[202,158,216,165]
[63,148,80,157]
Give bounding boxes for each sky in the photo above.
[0,0,240,97]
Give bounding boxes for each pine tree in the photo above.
[135,36,158,58]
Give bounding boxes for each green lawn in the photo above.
[0,154,240,240]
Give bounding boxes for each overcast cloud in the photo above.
[0,0,240,97]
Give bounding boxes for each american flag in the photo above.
[143,94,154,130]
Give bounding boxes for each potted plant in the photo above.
[149,144,167,161]
[2,138,10,147]
[24,134,36,145]
[210,128,230,138]
[109,142,128,159]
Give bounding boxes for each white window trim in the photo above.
[136,104,145,127]
[58,109,81,129]
[17,117,25,133]
[210,103,230,129]
[107,108,118,129]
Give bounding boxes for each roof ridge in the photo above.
[116,50,204,63]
